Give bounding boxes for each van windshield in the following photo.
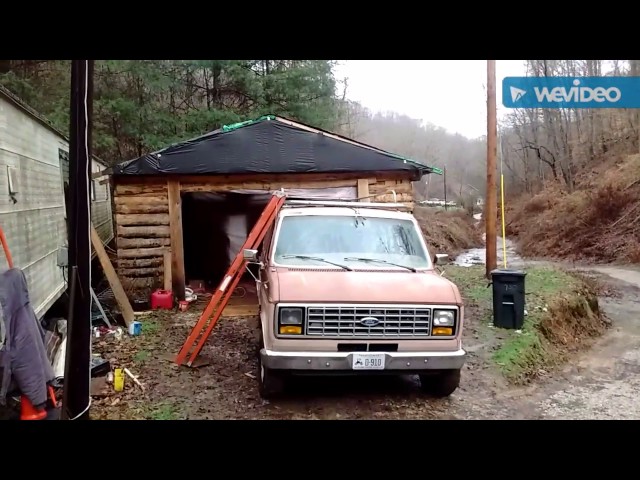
[273,215,430,269]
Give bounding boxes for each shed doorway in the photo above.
[181,192,271,313]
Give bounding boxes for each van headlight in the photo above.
[432,309,456,336]
[278,307,304,335]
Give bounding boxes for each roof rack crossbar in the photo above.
[282,199,412,210]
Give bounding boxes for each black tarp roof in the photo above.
[110,115,442,178]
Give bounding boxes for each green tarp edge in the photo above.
[222,114,276,132]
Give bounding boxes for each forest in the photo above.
[499,60,640,263]
[0,60,486,206]
[3,59,639,263]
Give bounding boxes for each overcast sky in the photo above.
[333,60,528,140]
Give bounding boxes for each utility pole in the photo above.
[61,60,93,420]
[485,60,498,278]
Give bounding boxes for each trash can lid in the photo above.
[490,268,527,277]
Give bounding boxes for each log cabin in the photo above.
[105,115,441,307]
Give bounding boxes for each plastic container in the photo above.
[113,369,125,392]
[490,269,527,329]
[150,289,173,310]
[128,321,142,336]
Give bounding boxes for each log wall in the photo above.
[114,182,169,291]
[113,172,415,293]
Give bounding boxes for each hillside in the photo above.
[505,152,640,263]
[414,206,483,258]
[498,60,640,265]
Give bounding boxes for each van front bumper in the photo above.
[260,348,466,372]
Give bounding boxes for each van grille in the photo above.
[306,306,432,338]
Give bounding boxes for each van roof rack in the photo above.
[282,199,412,211]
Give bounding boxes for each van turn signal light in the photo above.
[432,327,453,336]
[280,325,302,335]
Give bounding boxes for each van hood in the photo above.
[271,268,461,304]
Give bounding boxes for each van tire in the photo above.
[257,354,285,399]
[419,369,461,398]
[256,334,285,399]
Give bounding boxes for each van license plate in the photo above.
[352,353,385,370]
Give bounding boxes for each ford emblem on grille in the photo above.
[360,316,380,327]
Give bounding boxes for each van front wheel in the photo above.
[419,369,461,398]
[257,347,285,399]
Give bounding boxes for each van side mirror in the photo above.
[243,249,259,262]
[434,253,449,265]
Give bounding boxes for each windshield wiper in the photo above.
[343,256,417,272]
[281,255,353,271]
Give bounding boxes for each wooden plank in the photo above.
[115,213,170,226]
[117,237,171,249]
[180,178,358,193]
[168,180,186,301]
[117,247,169,259]
[116,225,170,238]
[357,178,370,201]
[163,249,172,291]
[117,191,169,198]
[369,182,413,195]
[116,184,167,195]
[91,225,135,327]
[119,266,164,277]
[114,196,167,206]
[118,257,164,268]
[121,276,158,290]
[115,203,169,214]
[375,192,412,202]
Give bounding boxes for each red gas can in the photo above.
[150,289,174,310]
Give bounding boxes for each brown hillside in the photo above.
[414,207,483,259]
[505,154,640,263]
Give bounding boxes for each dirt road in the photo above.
[450,226,640,419]
[436,264,640,420]
[532,266,640,419]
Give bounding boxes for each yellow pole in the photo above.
[500,173,507,269]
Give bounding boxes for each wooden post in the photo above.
[486,59,498,278]
[163,248,172,291]
[90,224,135,327]
[168,180,186,300]
[357,178,370,201]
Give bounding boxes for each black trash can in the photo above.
[490,269,527,329]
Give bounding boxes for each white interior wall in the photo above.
[221,186,358,263]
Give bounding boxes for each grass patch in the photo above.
[143,402,182,420]
[141,318,160,335]
[444,264,608,384]
[134,350,150,363]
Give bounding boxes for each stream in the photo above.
[453,212,524,269]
